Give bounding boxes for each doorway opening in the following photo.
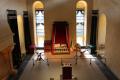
[76,1,87,46]
[98,13,106,45]
[97,13,106,54]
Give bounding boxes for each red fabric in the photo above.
[51,21,70,54]
[55,26,67,44]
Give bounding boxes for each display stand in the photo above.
[62,63,72,80]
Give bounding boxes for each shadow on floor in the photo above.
[8,54,33,80]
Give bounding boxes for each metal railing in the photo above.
[32,50,107,67]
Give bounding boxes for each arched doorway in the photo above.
[33,1,44,48]
[97,13,106,50]
[76,1,87,46]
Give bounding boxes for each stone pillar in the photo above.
[0,45,17,80]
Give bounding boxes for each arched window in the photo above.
[76,1,87,46]
[33,1,44,47]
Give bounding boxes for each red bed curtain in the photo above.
[52,21,70,54]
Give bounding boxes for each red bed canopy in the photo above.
[52,21,70,54]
